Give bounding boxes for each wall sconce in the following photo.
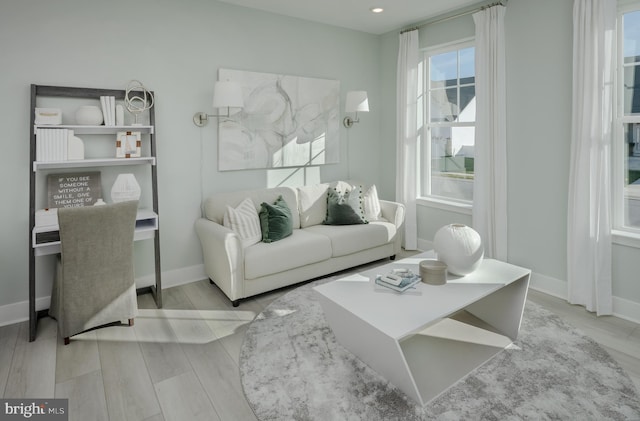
[193,81,244,127]
[343,90,369,128]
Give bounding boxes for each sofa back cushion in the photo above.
[297,183,329,228]
[204,187,300,229]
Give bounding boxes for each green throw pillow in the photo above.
[323,186,368,225]
[259,195,293,243]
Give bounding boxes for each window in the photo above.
[419,41,475,204]
[616,8,640,233]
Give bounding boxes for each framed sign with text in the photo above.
[47,172,102,208]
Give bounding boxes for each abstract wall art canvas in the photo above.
[218,69,340,171]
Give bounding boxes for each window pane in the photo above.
[459,47,475,83]
[431,126,452,160]
[430,88,458,122]
[458,86,476,122]
[429,126,475,201]
[624,11,640,64]
[616,12,640,232]
[430,51,457,89]
[624,65,640,115]
[423,44,475,203]
[623,123,640,228]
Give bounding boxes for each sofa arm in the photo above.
[379,200,405,228]
[195,218,245,302]
[379,200,405,254]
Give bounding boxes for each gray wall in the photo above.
[504,0,573,281]
[380,0,640,314]
[0,0,382,315]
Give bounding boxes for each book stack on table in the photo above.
[374,269,421,292]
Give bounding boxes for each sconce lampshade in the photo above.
[212,81,244,108]
[345,91,369,113]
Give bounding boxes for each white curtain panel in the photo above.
[567,0,616,315]
[395,29,419,250]
[472,6,508,260]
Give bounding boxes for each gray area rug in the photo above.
[240,270,640,420]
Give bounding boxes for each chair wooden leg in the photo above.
[128,318,134,326]
[64,337,70,345]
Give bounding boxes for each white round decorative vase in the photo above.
[110,174,141,203]
[433,224,484,276]
[75,105,104,125]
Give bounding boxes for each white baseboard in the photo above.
[0,296,51,328]
[527,272,640,324]
[3,261,639,327]
[612,296,640,324]
[413,248,640,325]
[0,264,207,328]
[528,272,567,300]
[135,263,206,290]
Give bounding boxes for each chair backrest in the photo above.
[57,200,138,312]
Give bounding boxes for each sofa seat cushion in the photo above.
[244,229,332,279]
[305,219,396,257]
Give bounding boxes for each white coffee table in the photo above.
[313,251,531,406]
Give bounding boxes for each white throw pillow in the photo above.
[298,184,329,228]
[223,198,261,247]
[363,184,382,221]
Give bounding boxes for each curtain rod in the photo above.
[400,27,419,34]
[400,0,507,33]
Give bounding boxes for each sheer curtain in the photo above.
[472,6,508,260]
[567,0,616,315]
[396,29,419,250]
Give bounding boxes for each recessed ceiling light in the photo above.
[370,7,384,13]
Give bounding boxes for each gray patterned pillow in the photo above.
[323,186,368,225]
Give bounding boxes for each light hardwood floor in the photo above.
[1,259,639,421]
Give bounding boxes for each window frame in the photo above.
[418,37,476,212]
[613,3,640,247]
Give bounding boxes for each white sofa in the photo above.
[195,182,405,306]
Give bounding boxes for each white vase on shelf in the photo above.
[110,174,141,203]
[75,105,104,125]
[67,135,84,160]
[433,224,484,276]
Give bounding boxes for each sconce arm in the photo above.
[193,107,234,127]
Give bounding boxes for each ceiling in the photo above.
[217,0,482,35]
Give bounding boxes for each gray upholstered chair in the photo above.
[49,200,139,345]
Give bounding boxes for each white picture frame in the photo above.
[116,131,141,158]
